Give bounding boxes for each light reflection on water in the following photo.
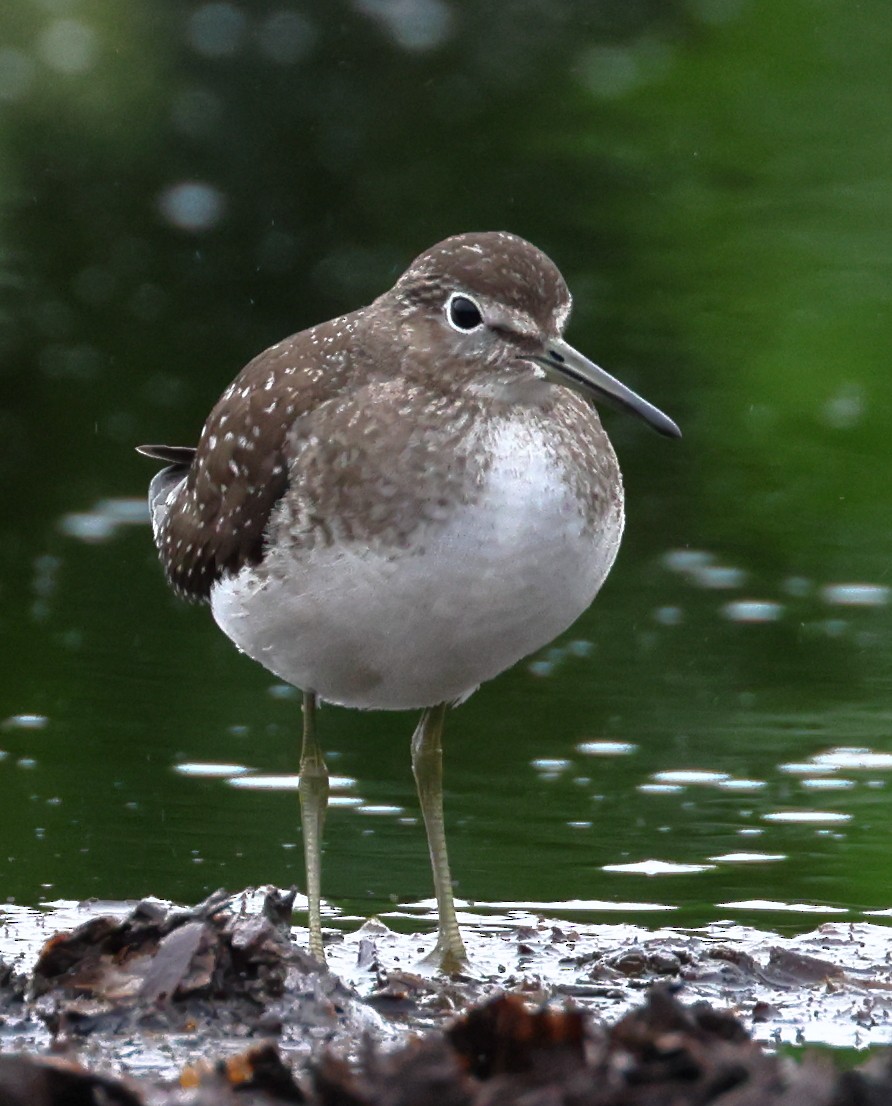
[8,628,878,934]
[7,564,892,933]
[2,0,892,975]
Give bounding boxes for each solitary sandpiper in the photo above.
[138,231,680,972]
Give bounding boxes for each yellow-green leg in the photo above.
[410,703,467,972]
[298,691,328,963]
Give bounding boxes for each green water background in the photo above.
[1,0,891,932]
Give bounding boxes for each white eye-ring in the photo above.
[445,291,484,333]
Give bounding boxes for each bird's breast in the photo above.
[210,406,624,710]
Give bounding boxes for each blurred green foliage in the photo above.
[0,0,891,927]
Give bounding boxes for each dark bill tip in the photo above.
[540,342,681,440]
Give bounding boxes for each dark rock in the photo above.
[0,1054,142,1106]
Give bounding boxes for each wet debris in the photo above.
[4,988,892,1105]
[0,1053,143,1106]
[12,888,384,1062]
[4,886,892,1093]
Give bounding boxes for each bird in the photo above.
[138,231,680,973]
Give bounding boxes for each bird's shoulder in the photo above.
[155,310,371,600]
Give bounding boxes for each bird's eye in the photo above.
[446,293,483,332]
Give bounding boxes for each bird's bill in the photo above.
[535,338,681,439]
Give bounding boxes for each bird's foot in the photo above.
[417,931,469,976]
[307,937,327,968]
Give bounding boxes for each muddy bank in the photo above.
[3,989,892,1106]
[2,887,892,1102]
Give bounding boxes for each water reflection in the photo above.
[124,700,892,930]
[1,0,891,971]
[603,860,714,876]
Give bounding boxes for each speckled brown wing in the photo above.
[143,311,368,602]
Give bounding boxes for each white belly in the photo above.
[210,419,623,710]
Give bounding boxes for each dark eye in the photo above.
[446,293,483,332]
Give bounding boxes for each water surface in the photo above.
[1,0,891,959]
